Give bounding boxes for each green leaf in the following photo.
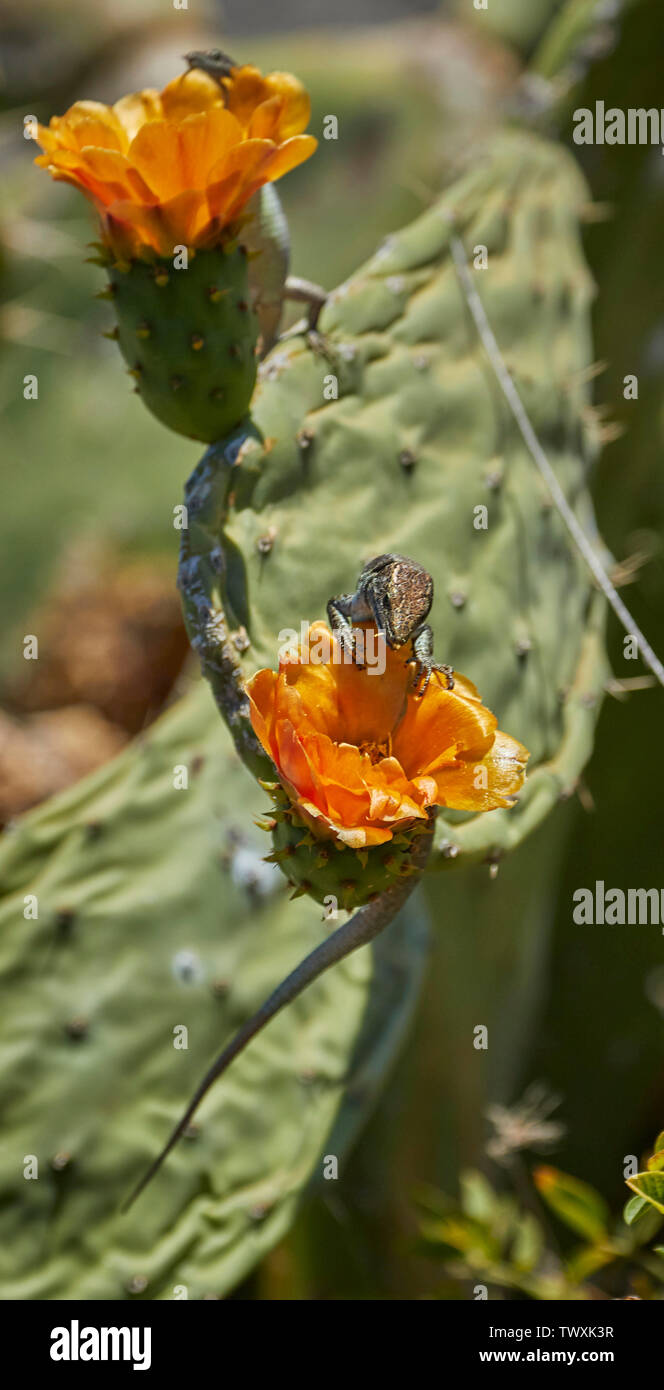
[534,1166,609,1241]
[460,1171,498,1224]
[624,1194,651,1226]
[626,1171,664,1216]
[647,1148,664,1173]
[511,1212,544,1273]
[565,1242,615,1286]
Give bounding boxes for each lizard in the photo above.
[184,49,328,354]
[327,553,455,697]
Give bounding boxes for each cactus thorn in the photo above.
[264,846,295,864]
[190,333,205,351]
[289,881,312,899]
[135,321,151,339]
[102,326,119,340]
[169,375,184,391]
[399,448,417,473]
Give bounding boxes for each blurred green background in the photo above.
[1,0,663,1297]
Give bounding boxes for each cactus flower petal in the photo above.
[34,65,317,260]
[247,622,529,848]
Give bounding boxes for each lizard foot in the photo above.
[407,660,455,699]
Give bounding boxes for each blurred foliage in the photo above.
[418,1130,664,1300]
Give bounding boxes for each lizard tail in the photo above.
[121,812,435,1212]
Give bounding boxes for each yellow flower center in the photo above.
[358,736,392,765]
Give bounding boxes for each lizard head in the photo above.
[184,49,239,80]
[360,553,433,647]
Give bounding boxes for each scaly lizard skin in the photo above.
[327,553,455,696]
[184,49,328,353]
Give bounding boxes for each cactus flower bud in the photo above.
[33,66,317,441]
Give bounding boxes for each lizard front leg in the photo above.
[327,591,374,667]
[409,624,455,697]
[283,275,327,332]
[327,593,359,663]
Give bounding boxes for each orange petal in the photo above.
[103,190,210,258]
[43,103,126,155]
[225,66,273,130]
[263,73,312,138]
[112,89,163,143]
[260,135,318,182]
[248,97,286,142]
[393,680,497,779]
[417,731,529,811]
[127,121,186,201]
[177,107,245,188]
[246,667,279,759]
[77,147,155,205]
[159,69,225,121]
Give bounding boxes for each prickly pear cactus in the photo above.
[107,244,258,442]
[0,127,611,1299]
[0,685,428,1300]
[180,129,610,898]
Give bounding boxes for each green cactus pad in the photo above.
[108,244,259,443]
[0,682,429,1299]
[178,131,610,885]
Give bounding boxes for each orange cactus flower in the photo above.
[33,66,317,260]
[247,622,529,849]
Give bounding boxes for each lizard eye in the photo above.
[208,48,222,60]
